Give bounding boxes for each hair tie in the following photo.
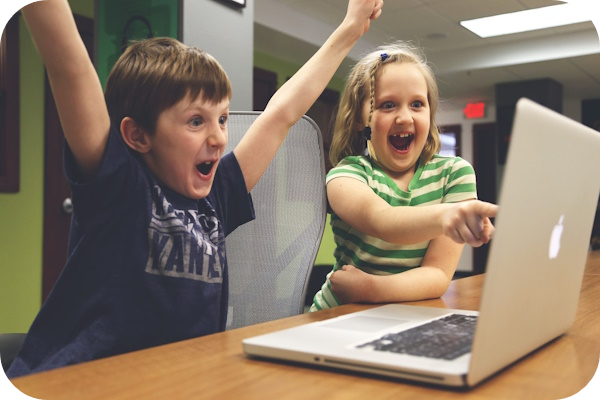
[380,53,389,62]
[363,126,372,140]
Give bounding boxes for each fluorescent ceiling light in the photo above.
[460,3,591,38]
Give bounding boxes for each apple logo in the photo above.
[549,215,565,260]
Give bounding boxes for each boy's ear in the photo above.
[121,117,151,153]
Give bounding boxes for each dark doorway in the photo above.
[0,13,20,193]
[438,124,462,157]
[253,67,277,111]
[472,122,497,275]
[306,88,339,172]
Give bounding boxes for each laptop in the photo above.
[242,98,600,387]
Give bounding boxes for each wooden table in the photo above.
[11,251,600,399]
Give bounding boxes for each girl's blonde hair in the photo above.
[329,41,441,167]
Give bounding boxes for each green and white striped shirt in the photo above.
[309,155,477,312]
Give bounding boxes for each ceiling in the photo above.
[254,0,600,111]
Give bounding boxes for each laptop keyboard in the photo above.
[356,314,478,360]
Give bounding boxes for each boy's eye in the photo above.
[219,115,228,125]
[190,117,202,127]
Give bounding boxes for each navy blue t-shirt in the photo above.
[7,124,255,378]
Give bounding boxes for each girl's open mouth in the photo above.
[196,161,215,176]
[389,134,414,151]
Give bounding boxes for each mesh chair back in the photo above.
[224,112,327,329]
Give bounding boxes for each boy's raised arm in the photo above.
[234,0,383,193]
[22,0,110,180]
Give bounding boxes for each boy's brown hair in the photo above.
[104,37,232,134]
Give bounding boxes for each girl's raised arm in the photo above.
[234,0,383,193]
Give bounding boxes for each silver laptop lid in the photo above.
[467,98,600,386]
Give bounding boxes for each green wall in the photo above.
[0,17,45,334]
[0,0,94,333]
[0,2,337,333]
[314,215,335,265]
[254,51,346,93]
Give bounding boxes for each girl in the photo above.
[310,42,497,311]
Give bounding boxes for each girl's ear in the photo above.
[354,118,366,132]
[121,117,151,153]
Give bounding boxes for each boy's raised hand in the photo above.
[22,0,110,181]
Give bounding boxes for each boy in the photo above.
[8,0,383,377]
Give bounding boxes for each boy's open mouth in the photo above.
[389,134,414,151]
[196,161,214,176]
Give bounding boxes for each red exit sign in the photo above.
[463,102,486,119]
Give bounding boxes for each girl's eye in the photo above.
[411,100,425,108]
[381,101,395,110]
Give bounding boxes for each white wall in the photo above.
[182,0,253,111]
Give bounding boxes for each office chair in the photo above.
[0,333,26,372]
[224,112,327,329]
